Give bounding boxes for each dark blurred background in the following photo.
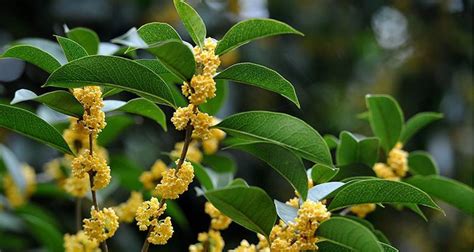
[0,0,472,251]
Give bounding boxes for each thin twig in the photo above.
[76,198,82,231]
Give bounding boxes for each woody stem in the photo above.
[141,124,194,252]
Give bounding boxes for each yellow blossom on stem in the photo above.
[64,175,90,198]
[350,203,377,218]
[189,230,225,252]
[201,118,226,155]
[373,163,399,181]
[71,149,110,190]
[83,207,119,243]
[387,142,409,177]
[113,191,144,223]
[171,104,195,131]
[72,86,106,136]
[135,197,167,231]
[63,117,90,152]
[154,160,194,200]
[64,230,100,252]
[3,164,36,207]
[147,217,174,245]
[139,160,168,190]
[205,202,232,230]
[191,111,213,140]
[171,141,203,163]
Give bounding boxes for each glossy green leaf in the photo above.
[147,40,196,82]
[202,153,237,173]
[101,87,123,97]
[308,182,344,202]
[1,45,61,73]
[401,112,443,143]
[135,59,180,83]
[317,217,383,252]
[138,22,181,44]
[406,175,474,215]
[366,95,404,152]
[205,186,276,237]
[229,141,308,199]
[215,63,299,107]
[103,98,166,131]
[18,213,63,252]
[97,115,135,146]
[328,179,440,212]
[13,38,67,64]
[336,131,379,167]
[56,36,88,61]
[66,27,100,55]
[11,89,83,117]
[341,215,391,245]
[229,178,249,187]
[44,55,176,107]
[218,111,332,165]
[0,105,73,154]
[199,80,228,115]
[310,164,339,184]
[324,134,339,150]
[191,161,214,190]
[216,18,303,55]
[174,0,206,47]
[408,151,439,176]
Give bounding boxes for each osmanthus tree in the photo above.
[0,0,472,251]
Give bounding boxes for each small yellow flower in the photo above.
[64,175,90,198]
[170,141,203,163]
[83,207,119,242]
[230,240,257,252]
[71,150,110,190]
[139,160,168,190]
[201,118,226,155]
[44,158,66,182]
[191,111,213,140]
[286,197,300,208]
[350,203,376,218]
[135,197,166,231]
[373,163,400,181]
[171,104,195,131]
[73,86,106,136]
[387,142,409,177]
[63,118,89,152]
[3,164,36,207]
[154,160,194,199]
[64,230,100,252]
[113,191,143,223]
[189,230,224,252]
[148,217,174,245]
[205,202,232,230]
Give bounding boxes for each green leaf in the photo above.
[165,200,190,232]
[0,105,73,155]
[308,182,345,202]
[55,36,88,61]
[341,215,391,245]
[317,217,383,252]
[135,59,180,83]
[324,134,339,150]
[215,18,303,55]
[328,179,441,212]
[199,80,228,115]
[401,112,443,143]
[408,151,439,176]
[310,164,339,184]
[215,63,299,107]
[191,161,214,190]
[1,45,61,73]
[229,141,308,199]
[274,200,298,224]
[103,98,166,131]
[44,55,176,107]
[18,213,63,252]
[217,111,332,165]
[229,178,249,187]
[147,40,196,82]
[11,89,84,117]
[174,0,206,47]
[138,22,181,45]
[336,131,379,167]
[97,115,135,146]
[101,87,123,98]
[13,38,67,64]
[405,175,474,215]
[366,95,404,152]
[205,186,276,237]
[202,153,237,173]
[66,27,100,55]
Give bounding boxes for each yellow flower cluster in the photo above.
[44,159,66,183]
[64,231,100,252]
[154,160,194,199]
[205,202,232,230]
[63,117,90,153]
[140,160,167,190]
[372,142,409,181]
[170,141,203,163]
[71,150,110,190]
[135,197,173,245]
[64,176,90,198]
[171,105,214,140]
[83,207,119,242]
[72,86,106,136]
[3,164,36,207]
[230,234,270,252]
[201,118,226,155]
[189,230,225,252]
[113,191,143,223]
[135,197,167,231]
[270,200,330,251]
[350,203,377,218]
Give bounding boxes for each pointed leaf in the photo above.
[324,134,339,150]
[13,38,67,64]
[147,40,196,82]
[215,62,299,107]
[138,22,181,45]
[44,55,176,107]
[274,200,298,224]
[366,95,404,152]
[310,164,339,184]
[217,111,332,165]
[215,18,303,55]
[204,186,276,237]
[56,36,88,61]
[336,131,379,167]
[317,217,383,252]
[191,161,214,190]
[229,141,308,199]
[174,0,206,47]
[401,112,442,143]
[1,45,61,73]
[308,182,344,202]
[0,105,73,154]
[408,151,439,176]
[66,27,100,55]
[406,175,474,215]
[11,89,83,117]
[328,179,440,212]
